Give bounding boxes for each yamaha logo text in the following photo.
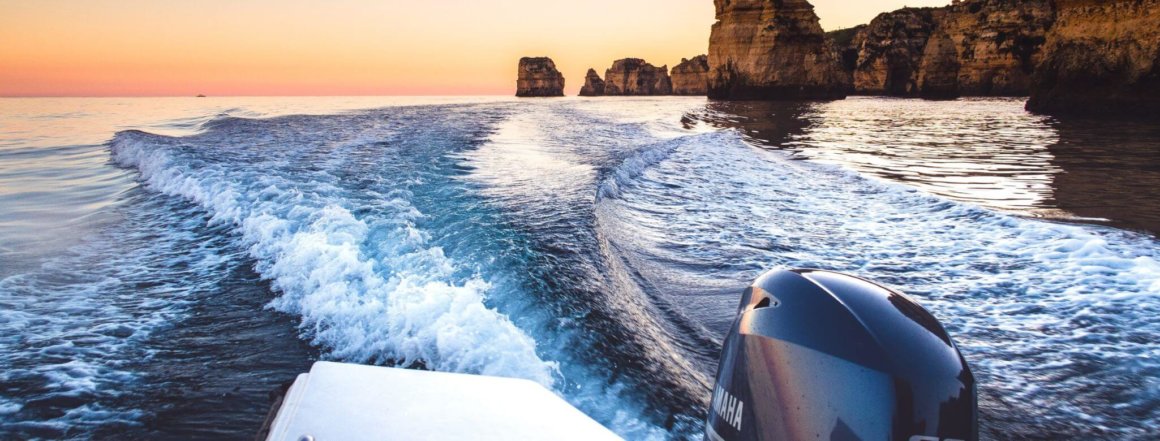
[710,385,744,432]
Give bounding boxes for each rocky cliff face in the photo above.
[1027,0,1160,116]
[516,57,565,97]
[671,55,710,95]
[827,25,866,74]
[707,0,849,100]
[579,69,606,96]
[920,0,1056,97]
[850,8,944,96]
[603,58,673,96]
[829,0,1054,98]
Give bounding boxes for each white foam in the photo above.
[110,131,559,387]
[591,122,1160,436]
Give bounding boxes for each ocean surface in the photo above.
[1,96,1158,440]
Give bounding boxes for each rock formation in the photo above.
[1027,0,1160,116]
[827,25,867,74]
[828,0,1055,98]
[671,55,711,95]
[516,57,565,97]
[850,8,945,96]
[707,0,850,100]
[579,69,606,96]
[602,58,673,96]
[920,0,1056,97]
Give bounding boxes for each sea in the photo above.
[0,96,1157,440]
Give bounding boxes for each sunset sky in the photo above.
[0,0,948,97]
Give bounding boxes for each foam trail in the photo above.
[109,127,558,387]
[592,117,1160,438]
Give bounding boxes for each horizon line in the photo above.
[0,93,532,99]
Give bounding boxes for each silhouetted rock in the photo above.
[707,0,849,100]
[579,69,606,96]
[672,55,710,96]
[603,58,673,96]
[516,57,565,97]
[1027,0,1160,116]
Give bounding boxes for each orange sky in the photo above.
[0,0,948,97]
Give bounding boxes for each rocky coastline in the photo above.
[827,0,1056,99]
[515,0,1158,115]
[1026,0,1160,116]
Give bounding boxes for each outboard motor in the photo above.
[706,269,977,441]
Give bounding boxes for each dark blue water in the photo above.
[1,97,1158,440]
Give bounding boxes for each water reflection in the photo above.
[1046,117,1160,235]
[691,97,1160,236]
[683,101,814,148]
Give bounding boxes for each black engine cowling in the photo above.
[705,269,977,441]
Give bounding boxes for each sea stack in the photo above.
[603,59,673,96]
[707,0,849,100]
[1027,0,1160,116]
[516,57,565,97]
[579,69,606,96]
[671,55,710,95]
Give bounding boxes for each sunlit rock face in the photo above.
[516,57,565,97]
[919,0,1056,98]
[829,0,1054,99]
[602,58,673,96]
[671,55,710,96]
[1027,0,1160,116]
[579,69,606,96]
[707,0,849,100]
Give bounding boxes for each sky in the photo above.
[0,0,949,97]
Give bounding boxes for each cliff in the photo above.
[829,0,1054,98]
[707,0,849,100]
[516,57,565,97]
[827,25,866,74]
[920,0,1056,97]
[579,69,606,96]
[671,55,710,96]
[603,58,673,96]
[849,8,945,96]
[1027,0,1160,116]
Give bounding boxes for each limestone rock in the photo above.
[851,8,945,96]
[516,57,565,97]
[603,58,673,96]
[1027,0,1160,116]
[671,55,710,96]
[920,0,1056,97]
[826,25,867,75]
[917,30,963,98]
[579,69,606,96]
[707,0,850,100]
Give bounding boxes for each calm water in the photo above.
[0,97,1158,440]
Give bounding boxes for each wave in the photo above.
[0,191,241,437]
[106,108,680,439]
[108,127,559,386]
[590,120,1160,437]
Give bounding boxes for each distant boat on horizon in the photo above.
[196,94,206,98]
